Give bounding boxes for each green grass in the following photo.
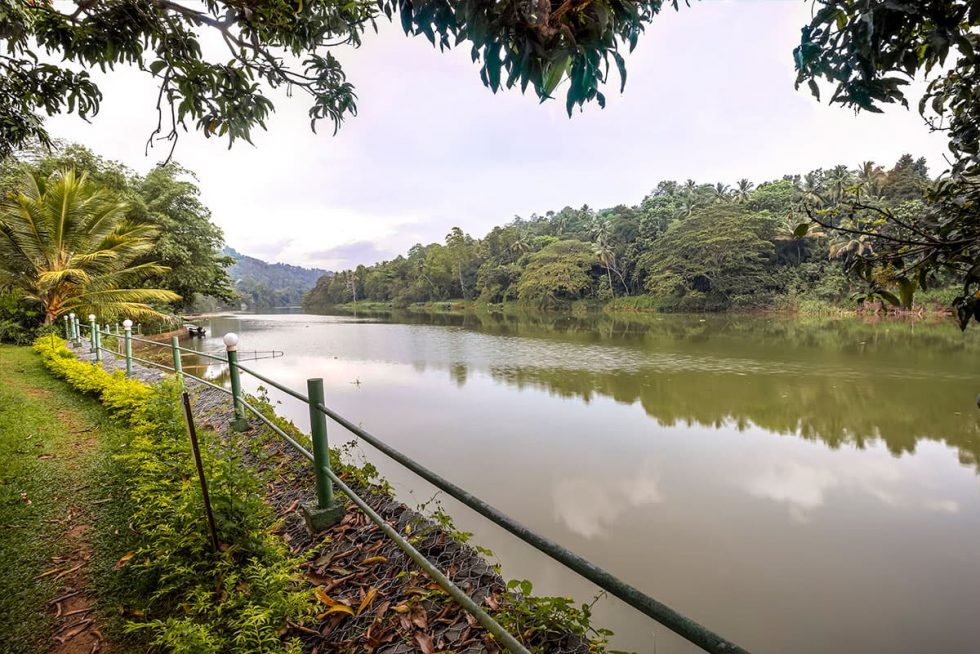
[0,344,135,653]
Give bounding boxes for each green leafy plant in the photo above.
[32,336,312,653]
[497,579,615,654]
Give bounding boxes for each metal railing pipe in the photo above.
[238,397,312,459]
[233,362,311,404]
[182,370,232,396]
[324,464,533,654]
[128,333,172,347]
[315,402,749,654]
[174,346,230,363]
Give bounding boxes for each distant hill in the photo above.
[224,247,331,310]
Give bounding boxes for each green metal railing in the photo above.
[73,320,751,654]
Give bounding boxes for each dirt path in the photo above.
[0,346,114,654]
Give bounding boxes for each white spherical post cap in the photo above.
[223,332,239,350]
[88,314,96,321]
[122,319,133,330]
[69,313,75,318]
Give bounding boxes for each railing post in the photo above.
[223,333,248,431]
[63,315,71,340]
[301,377,344,532]
[171,335,183,381]
[88,314,97,353]
[94,325,102,363]
[123,320,133,376]
[69,313,78,344]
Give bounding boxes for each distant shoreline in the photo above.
[309,298,955,324]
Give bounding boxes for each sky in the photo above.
[46,0,949,271]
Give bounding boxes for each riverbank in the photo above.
[6,337,617,653]
[316,294,956,323]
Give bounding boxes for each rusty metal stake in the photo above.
[180,392,220,552]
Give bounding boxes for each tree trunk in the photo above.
[457,260,467,301]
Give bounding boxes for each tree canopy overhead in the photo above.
[0,0,683,158]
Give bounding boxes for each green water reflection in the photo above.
[343,310,980,470]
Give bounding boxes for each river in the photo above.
[165,311,980,654]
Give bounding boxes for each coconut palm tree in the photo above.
[674,196,700,220]
[825,165,853,202]
[509,229,533,255]
[0,169,180,323]
[711,182,731,202]
[734,178,754,203]
[797,171,825,207]
[593,238,617,298]
[856,160,886,199]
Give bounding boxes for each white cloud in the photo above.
[746,452,961,523]
[552,470,663,539]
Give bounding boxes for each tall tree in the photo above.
[734,179,754,203]
[445,227,476,300]
[0,169,178,322]
[136,164,235,309]
[516,240,596,307]
[795,0,980,327]
[638,206,777,311]
[3,144,234,308]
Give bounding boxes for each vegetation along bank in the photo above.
[303,156,959,317]
[0,336,616,653]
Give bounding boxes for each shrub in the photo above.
[32,336,310,653]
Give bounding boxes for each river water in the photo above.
[167,311,980,654]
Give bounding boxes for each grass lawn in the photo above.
[0,343,134,653]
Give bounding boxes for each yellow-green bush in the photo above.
[32,336,310,653]
[34,337,151,419]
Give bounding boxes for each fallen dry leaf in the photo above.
[356,587,378,616]
[113,552,135,570]
[316,604,355,620]
[314,588,339,607]
[414,632,435,654]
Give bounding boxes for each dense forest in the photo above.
[213,248,330,312]
[304,155,947,314]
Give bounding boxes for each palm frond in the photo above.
[0,169,179,323]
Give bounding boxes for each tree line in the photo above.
[0,143,233,342]
[304,154,941,313]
